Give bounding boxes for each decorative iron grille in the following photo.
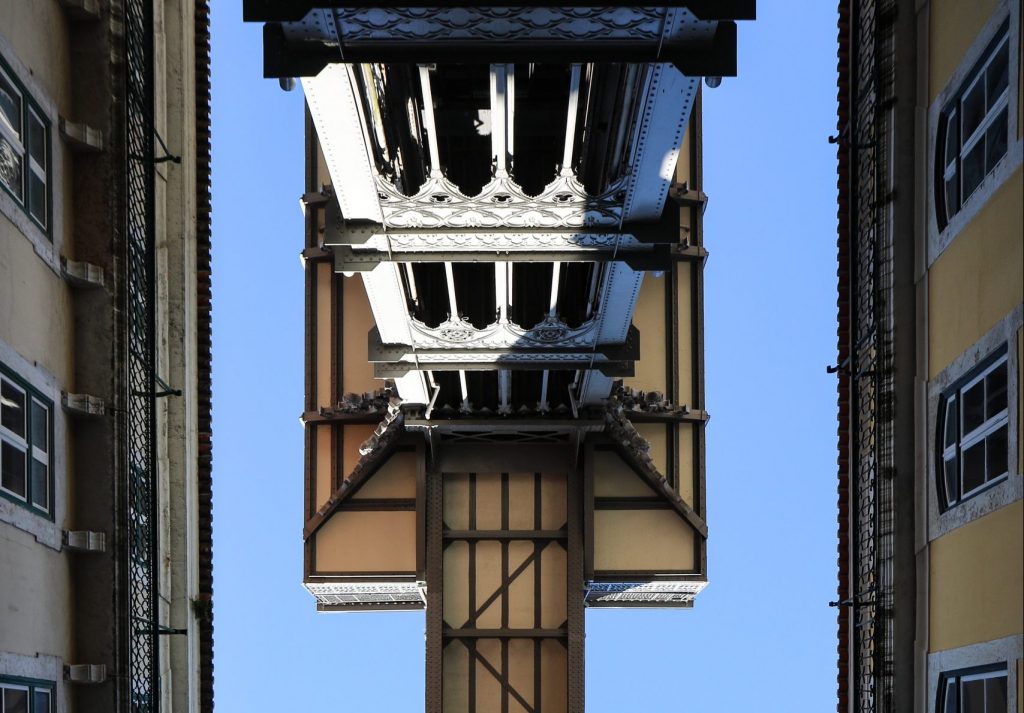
[850,0,896,710]
[125,0,159,708]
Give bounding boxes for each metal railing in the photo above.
[125,0,159,708]
[849,0,896,710]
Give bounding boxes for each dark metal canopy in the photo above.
[262,21,741,78]
[244,0,756,22]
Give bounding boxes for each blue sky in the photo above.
[211,2,840,710]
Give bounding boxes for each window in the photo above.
[938,667,1007,713]
[937,348,1009,510]
[0,678,53,713]
[0,365,52,517]
[936,22,1010,230]
[0,57,49,231]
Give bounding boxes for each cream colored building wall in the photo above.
[921,0,1024,708]
[0,1,77,702]
[152,0,202,711]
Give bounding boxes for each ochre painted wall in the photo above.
[314,509,417,573]
[928,168,1024,378]
[929,500,1024,652]
[343,274,377,394]
[594,508,695,571]
[928,0,1000,103]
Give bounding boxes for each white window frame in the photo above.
[938,352,1009,510]
[0,58,49,232]
[0,368,53,518]
[937,24,1010,228]
[939,666,1008,713]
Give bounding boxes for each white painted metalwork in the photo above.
[373,170,627,228]
[489,64,510,179]
[443,262,458,318]
[595,262,644,343]
[407,313,605,349]
[498,370,511,414]
[305,581,425,607]
[561,64,582,175]
[347,230,651,252]
[417,65,442,176]
[495,263,508,324]
[302,65,384,222]
[621,64,700,221]
[585,580,707,605]
[549,262,562,316]
[360,263,414,344]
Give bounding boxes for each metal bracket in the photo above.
[133,617,188,636]
[668,182,709,211]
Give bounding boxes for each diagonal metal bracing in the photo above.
[430,465,577,712]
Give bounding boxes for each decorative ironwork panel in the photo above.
[850,0,896,710]
[125,0,159,708]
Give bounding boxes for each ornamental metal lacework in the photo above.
[375,172,627,229]
[126,0,159,709]
[283,7,714,43]
[304,582,425,606]
[850,1,896,711]
[409,314,602,349]
[585,581,707,604]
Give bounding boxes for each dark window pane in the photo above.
[961,678,985,713]
[962,440,985,494]
[0,72,22,133]
[986,43,1009,108]
[962,380,985,434]
[944,175,959,218]
[33,690,52,713]
[986,425,1008,480]
[5,688,29,713]
[944,111,959,167]
[961,80,985,140]
[31,458,48,509]
[985,363,1007,418]
[944,397,958,447]
[27,113,45,165]
[28,170,45,225]
[985,107,1008,174]
[31,401,47,453]
[1,379,26,436]
[985,675,1007,713]
[944,456,959,506]
[961,140,985,201]
[943,679,957,713]
[2,441,27,497]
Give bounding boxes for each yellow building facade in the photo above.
[837,0,1023,711]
